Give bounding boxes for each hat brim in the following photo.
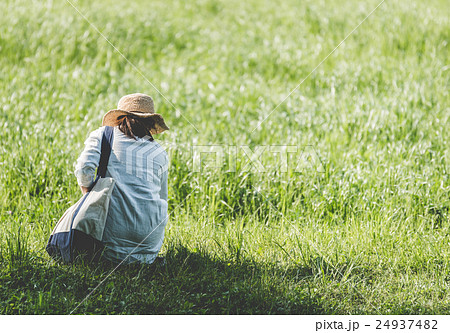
[102,109,169,134]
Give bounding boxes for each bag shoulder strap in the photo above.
[97,126,114,178]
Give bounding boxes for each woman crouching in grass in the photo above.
[74,93,169,265]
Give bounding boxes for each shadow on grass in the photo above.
[0,243,324,314]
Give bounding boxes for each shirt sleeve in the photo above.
[159,166,168,201]
[158,151,169,201]
[74,127,105,188]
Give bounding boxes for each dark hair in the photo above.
[117,115,155,141]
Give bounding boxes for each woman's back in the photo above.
[75,126,169,264]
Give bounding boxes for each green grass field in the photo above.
[0,0,449,314]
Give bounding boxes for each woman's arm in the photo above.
[159,166,168,201]
[74,127,105,193]
[159,151,169,201]
[80,186,90,195]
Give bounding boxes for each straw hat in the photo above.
[102,93,169,134]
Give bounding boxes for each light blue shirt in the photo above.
[74,126,169,264]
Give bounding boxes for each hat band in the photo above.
[123,110,146,114]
